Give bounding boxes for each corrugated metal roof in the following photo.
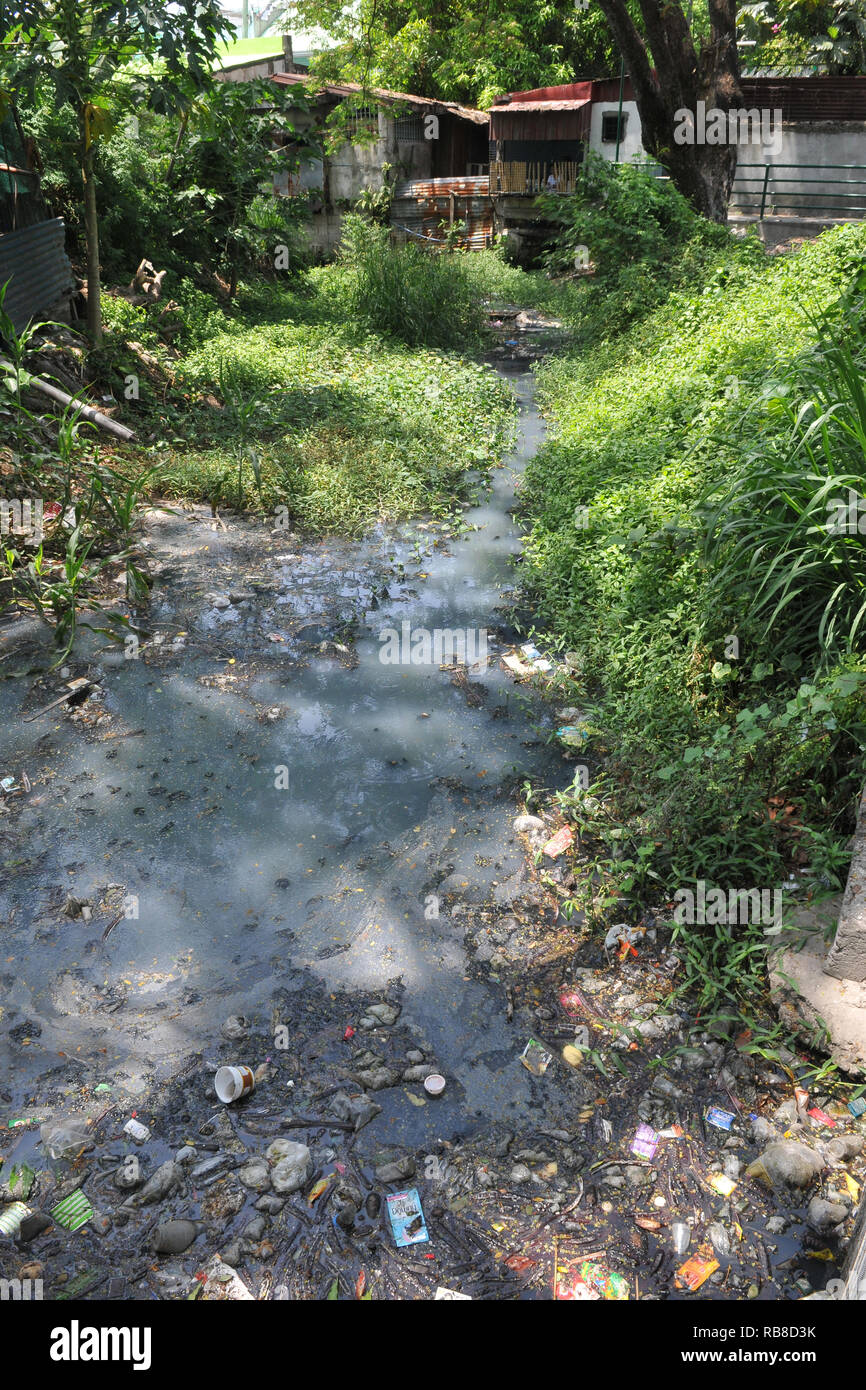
[0,219,74,334]
[492,99,591,112]
[272,72,488,124]
[394,175,490,197]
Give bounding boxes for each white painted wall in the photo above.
[588,100,644,164]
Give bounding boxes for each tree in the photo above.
[289,0,622,107]
[0,0,231,344]
[740,1,866,74]
[595,1,742,222]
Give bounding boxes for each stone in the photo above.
[243,1216,267,1241]
[746,1140,824,1189]
[237,1160,271,1193]
[374,1155,415,1184]
[402,1064,436,1082]
[807,1196,847,1234]
[255,1195,285,1215]
[365,1003,400,1026]
[152,1220,202,1255]
[221,1014,249,1041]
[128,1160,183,1207]
[826,1134,863,1162]
[406,1050,424,1064]
[270,1142,312,1194]
[562,1044,583,1068]
[175,1146,197,1165]
[355,1066,401,1091]
[328,1091,382,1131]
[510,1164,532,1183]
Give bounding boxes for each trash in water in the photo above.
[0,1201,31,1236]
[706,1107,735,1132]
[1,776,20,794]
[0,1161,35,1199]
[848,1097,866,1118]
[51,1189,94,1232]
[807,1106,836,1127]
[423,1073,446,1096]
[520,1038,552,1076]
[630,1124,659,1159]
[343,1026,355,1041]
[579,1260,629,1301]
[542,825,574,859]
[386,1189,429,1248]
[670,1220,691,1255]
[676,1247,720,1291]
[708,1173,737,1198]
[40,1120,92,1160]
[434,1286,471,1300]
[123,1119,151,1144]
[557,725,588,747]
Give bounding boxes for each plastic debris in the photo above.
[556,725,588,747]
[123,1118,151,1144]
[0,1161,35,1199]
[630,1124,659,1159]
[848,1096,866,1118]
[579,1260,629,1300]
[670,1220,691,1255]
[705,1107,735,1131]
[520,1038,552,1076]
[0,1201,31,1236]
[676,1247,720,1291]
[434,1287,471,1300]
[708,1173,737,1198]
[50,1189,94,1232]
[541,825,574,859]
[386,1189,429,1247]
[807,1106,837,1127]
[40,1120,92,1160]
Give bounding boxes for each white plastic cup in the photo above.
[215,1065,255,1104]
[424,1073,446,1097]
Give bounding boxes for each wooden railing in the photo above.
[490,160,580,195]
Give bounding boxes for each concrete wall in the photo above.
[730,122,866,216]
[588,100,644,164]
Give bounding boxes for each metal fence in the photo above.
[730,162,866,219]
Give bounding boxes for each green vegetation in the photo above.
[96,245,511,533]
[499,199,866,1022]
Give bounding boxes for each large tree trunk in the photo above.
[595,0,742,223]
[80,115,103,346]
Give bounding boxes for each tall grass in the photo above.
[332,214,485,350]
[701,270,866,666]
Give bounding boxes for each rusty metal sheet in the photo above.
[0,219,75,333]
[392,175,493,250]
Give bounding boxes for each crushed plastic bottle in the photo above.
[670,1220,691,1255]
[40,1120,92,1161]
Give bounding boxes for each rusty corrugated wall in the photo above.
[391,175,493,250]
[0,219,75,334]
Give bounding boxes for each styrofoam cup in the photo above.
[215,1064,255,1104]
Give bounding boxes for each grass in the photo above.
[99,268,514,533]
[495,220,866,1036]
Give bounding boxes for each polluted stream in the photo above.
[1,317,863,1300]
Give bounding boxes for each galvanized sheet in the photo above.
[392,175,493,250]
[0,219,74,334]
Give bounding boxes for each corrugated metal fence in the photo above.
[391,175,493,250]
[0,219,75,334]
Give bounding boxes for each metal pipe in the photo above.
[614,57,625,165]
[0,358,135,441]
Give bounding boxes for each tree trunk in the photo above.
[595,0,742,223]
[80,116,103,346]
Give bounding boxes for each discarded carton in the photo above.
[386,1189,429,1248]
[676,1246,720,1292]
[706,1107,735,1132]
[542,825,574,859]
[631,1124,659,1159]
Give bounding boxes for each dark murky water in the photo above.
[0,362,575,1142]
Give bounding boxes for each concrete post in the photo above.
[825,785,866,982]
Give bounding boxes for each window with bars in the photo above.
[601,112,627,143]
[344,105,379,138]
[395,114,425,143]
